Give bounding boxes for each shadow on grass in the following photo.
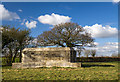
[2,64,115,69]
[82,64,115,67]
[36,67,76,69]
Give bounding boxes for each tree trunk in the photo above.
[12,48,19,63]
[8,47,13,65]
[78,52,81,57]
[19,47,22,62]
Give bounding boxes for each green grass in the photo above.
[1,57,20,66]
[2,62,119,80]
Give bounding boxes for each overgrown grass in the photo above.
[2,62,119,80]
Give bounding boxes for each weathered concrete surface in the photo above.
[12,47,81,68]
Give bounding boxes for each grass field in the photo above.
[2,62,119,80]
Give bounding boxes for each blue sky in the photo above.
[1,2,118,56]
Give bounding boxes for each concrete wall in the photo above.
[12,47,81,68]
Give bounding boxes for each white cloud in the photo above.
[49,27,54,29]
[96,42,118,56]
[86,42,99,47]
[85,42,118,57]
[0,4,20,21]
[18,9,22,12]
[94,42,99,46]
[113,0,120,3]
[38,13,71,25]
[25,21,37,29]
[102,42,118,50]
[21,19,26,25]
[83,24,118,38]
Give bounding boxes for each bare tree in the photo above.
[111,53,118,57]
[37,22,94,48]
[84,50,91,57]
[91,50,96,57]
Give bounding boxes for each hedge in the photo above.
[76,57,120,62]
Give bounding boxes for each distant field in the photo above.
[2,62,119,80]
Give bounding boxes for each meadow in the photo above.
[2,62,119,80]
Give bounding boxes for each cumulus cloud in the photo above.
[86,42,99,47]
[85,42,118,57]
[21,19,26,25]
[0,4,20,21]
[96,42,118,56]
[49,27,54,29]
[94,42,99,46]
[38,13,71,25]
[101,42,118,51]
[18,9,22,12]
[83,24,118,38]
[113,0,120,3]
[25,21,37,29]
